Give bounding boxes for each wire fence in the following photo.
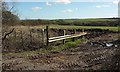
[3,27,47,52]
[2,26,85,52]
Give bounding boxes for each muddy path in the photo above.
[2,32,120,70]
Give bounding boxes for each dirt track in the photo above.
[2,32,120,70]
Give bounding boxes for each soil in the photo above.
[2,32,120,71]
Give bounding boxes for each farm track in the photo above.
[2,32,120,70]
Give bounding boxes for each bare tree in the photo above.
[2,1,19,41]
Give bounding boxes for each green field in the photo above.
[61,18,117,23]
[30,25,119,31]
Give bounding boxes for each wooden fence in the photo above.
[45,26,87,46]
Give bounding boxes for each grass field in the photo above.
[29,25,119,31]
[52,18,118,23]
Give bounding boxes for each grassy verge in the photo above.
[3,38,87,57]
[50,38,86,52]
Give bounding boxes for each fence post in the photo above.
[46,26,49,46]
[82,28,85,39]
[37,29,41,48]
[72,29,76,41]
[42,29,44,46]
[63,29,66,44]
[74,29,76,34]
[82,28,84,33]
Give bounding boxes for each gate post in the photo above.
[46,26,49,46]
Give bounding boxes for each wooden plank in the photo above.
[49,35,71,40]
[49,32,87,42]
[49,32,86,40]
[49,37,67,42]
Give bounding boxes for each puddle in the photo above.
[106,43,113,47]
[87,40,119,48]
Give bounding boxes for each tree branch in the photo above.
[2,28,14,41]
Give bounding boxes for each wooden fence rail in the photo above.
[49,32,87,43]
[46,26,87,46]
